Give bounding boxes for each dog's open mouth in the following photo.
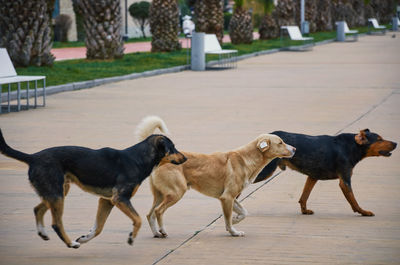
[379,150,392,157]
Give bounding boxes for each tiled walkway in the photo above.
[1,32,399,265]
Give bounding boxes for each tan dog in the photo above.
[136,116,296,237]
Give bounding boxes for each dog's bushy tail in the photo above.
[0,129,32,164]
[253,158,280,183]
[135,115,169,141]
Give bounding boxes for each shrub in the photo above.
[54,14,72,42]
[129,1,151,38]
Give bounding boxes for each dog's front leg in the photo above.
[339,177,374,216]
[76,198,114,244]
[219,194,244,236]
[232,199,248,224]
[298,176,318,215]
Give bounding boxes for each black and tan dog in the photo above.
[0,128,186,248]
[254,129,397,216]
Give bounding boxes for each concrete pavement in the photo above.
[1,32,399,264]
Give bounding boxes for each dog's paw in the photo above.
[361,210,375,217]
[68,241,80,249]
[301,209,314,215]
[231,230,245,237]
[158,229,168,238]
[228,228,245,237]
[127,232,134,246]
[127,237,134,245]
[38,232,49,241]
[153,232,165,238]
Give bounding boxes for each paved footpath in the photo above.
[1,33,399,265]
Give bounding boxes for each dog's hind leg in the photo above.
[34,201,50,240]
[113,198,142,245]
[34,181,71,241]
[48,197,80,248]
[339,178,374,216]
[76,198,114,244]
[232,199,248,224]
[147,188,164,238]
[220,193,244,237]
[298,176,317,215]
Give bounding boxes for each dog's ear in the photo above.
[155,136,167,152]
[355,130,369,145]
[257,138,270,152]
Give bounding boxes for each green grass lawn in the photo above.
[14,51,188,89]
[6,26,371,93]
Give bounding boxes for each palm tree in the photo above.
[259,0,297,40]
[75,0,124,60]
[194,0,224,43]
[0,0,54,67]
[149,0,181,52]
[258,0,277,40]
[229,0,253,44]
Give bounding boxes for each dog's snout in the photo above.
[286,144,296,152]
[179,154,187,163]
[171,153,187,165]
[393,142,397,149]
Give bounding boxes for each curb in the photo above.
[1,37,348,102]
[2,65,189,101]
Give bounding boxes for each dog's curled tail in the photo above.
[135,115,169,141]
[0,129,32,164]
[253,158,280,183]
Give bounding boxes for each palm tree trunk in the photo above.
[194,0,224,43]
[76,0,124,60]
[0,0,54,67]
[229,7,253,44]
[150,0,181,52]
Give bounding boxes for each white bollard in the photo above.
[191,32,205,71]
[336,21,345,42]
[392,17,399,31]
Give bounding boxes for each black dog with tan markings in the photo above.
[0,129,186,248]
[254,129,397,216]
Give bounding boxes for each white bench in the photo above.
[344,22,358,41]
[204,34,238,68]
[0,48,46,113]
[367,18,386,35]
[280,26,314,50]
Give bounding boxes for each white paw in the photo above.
[158,228,168,238]
[68,241,80,249]
[153,231,164,238]
[228,229,245,237]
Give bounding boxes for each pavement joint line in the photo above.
[151,87,397,264]
[151,171,283,265]
[334,90,395,135]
